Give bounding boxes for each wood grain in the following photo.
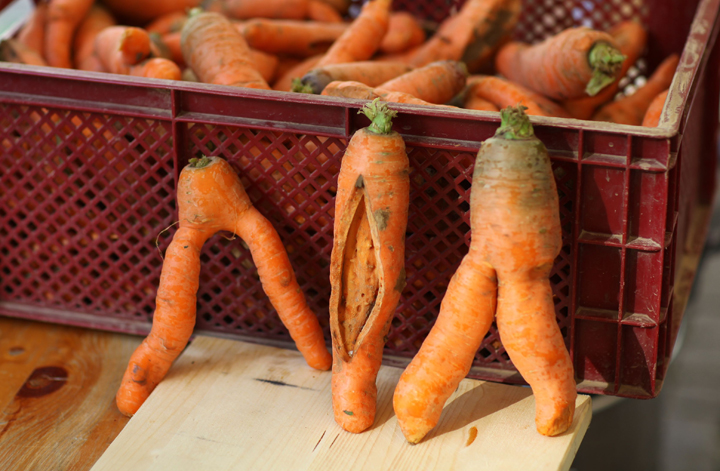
[93,336,591,471]
[0,317,142,471]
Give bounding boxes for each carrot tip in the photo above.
[359,98,397,134]
[586,42,626,96]
[495,105,534,139]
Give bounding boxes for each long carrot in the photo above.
[394,105,576,443]
[16,3,47,55]
[204,0,310,20]
[496,27,626,100]
[100,0,200,24]
[296,61,413,94]
[464,94,499,112]
[74,5,116,70]
[377,60,467,105]
[379,12,426,55]
[145,11,188,35]
[465,75,571,118]
[315,0,392,67]
[329,99,409,433]
[563,21,648,120]
[593,54,679,125]
[45,0,95,68]
[321,80,451,108]
[642,89,669,127]
[241,19,347,57]
[316,0,349,14]
[272,54,322,91]
[181,10,270,89]
[116,156,332,416]
[307,0,343,23]
[0,39,47,66]
[94,26,152,75]
[130,57,182,80]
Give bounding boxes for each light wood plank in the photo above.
[93,336,591,471]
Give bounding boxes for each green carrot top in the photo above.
[359,98,397,135]
[495,105,534,140]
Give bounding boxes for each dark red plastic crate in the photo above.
[1,0,719,399]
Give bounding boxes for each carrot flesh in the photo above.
[379,12,426,55]
[642,89,669,127]
[45,0,95,68]
[377,60,467,104]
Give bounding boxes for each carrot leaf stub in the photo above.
[586,41,626,96]
[359,98,398,135]
[495,105,534,140]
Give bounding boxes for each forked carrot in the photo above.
[45,0,95,68]
[466,75,571,118]
[74,5,116,70]
[393,105,576,443]
[329,99,409,432]
[0,39,47,66]
[296,61,413,94]
[377,60,467,104]
[379,12,426,55]
[94,26,152,75]
[129,57,182,80]
[116,156,332,416]
[642,89,669,127]
[100,0,200,24]
[16,2,47,54]
[241,19,347,57]
[496,27,626,100]
[307,0,343,23]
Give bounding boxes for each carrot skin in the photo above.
[16,3,47,54]
[73,5,116,69]
[145,11,188,35]
[378,60,467,104]
[379,12,426,55]
[130,57,182,80]
[241,19,347,57]
[94,26,152,75]
[205,0,309,20]
[642,89,669,127]
[300,61,413,94]
[307,0,343,23]
[45,0,95,68]
[273,54,322,91]
[466,75,571,118]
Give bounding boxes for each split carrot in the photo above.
[241,19,347,57]
[100,0,200,24]
[272,54,322,91]
[181,10,270,89]
[16,2,47,55]
[73,5,116,70]
[204,0,309,20]
[45,0,95,68]
[394,105,576,443]
[0,39,47,66]
[307,0,343,23]
[379,12,426,55]
[315,0,392,67]
[642,89,669,127]
[495,26,626,100]
[296,61,413,94]
[563,21,648,120]
[465,75,571,118]
[129,57,182,80]
[145,11,188,35]
[377,60,467,104]
[116,156,332,416]
[94,26,152,75]
[593,54,679,125]
[329,99,409,433]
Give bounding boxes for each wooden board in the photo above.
[92,336,592,471]
[0,316,142,471]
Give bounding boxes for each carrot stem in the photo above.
[188,155,212,168]
[496,105,533,139]
[291,77,314,93]
[358,98,397,134]
[586,42,625,96]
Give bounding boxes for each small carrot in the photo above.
[130,57,182,80]
[272,54,322,91]
[100,0,200,24]
[563,21,648,120]
[394,105,576,444]
[496,27,626,100]
[315,0,392,67]
[181,9,270,89]
[116,156,332,417]
[296,61,413,94]
[241,19,347,57]
[16,2,47,55]
[642,89,669,127]
[377,60,467,105]
[379,12,425,55]
[94,26,152,75]
[465,75,571,118]
[73,5,116,69]
[0,39,47,66]
[45,0,95,68]
[307,0,343,23]
[329,99,409,433]
[145,11,188,35]
[204,0,309,20]
[593,54,679,125]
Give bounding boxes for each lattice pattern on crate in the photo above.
[0,103,175,319]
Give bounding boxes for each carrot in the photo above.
[315,0,392,67]
[394,0,521,72]
[296,61,413,94]
[466,75,571,118]
[204,0,309,20]
[73,5,116,69]
[0,39,47,66]
[329,99,409,433]
[16,3,47,55]
[241,19,347,57]
[316,0,349,14]
[129,57,182,80]
[149,33,172,60]
[161,31,184,67]
[496,27,626,100]
[394,105,576,443]
[321,80,451,108]
[563,21,648,120]
[593,54,679,125]
[307,0,343,23]
[44,0,95,68]
[78,53,106,72]
[379,12,426,55]
[377,60,467,104]
[642,89,669,127]
[273,54,322,91]
[181,10,270,89]
[94,26,152,75]
[145,11,188,35]
[464,94,499,112]
[182,67,199,81]
[249,48,279,83]
[100,0,200,24]
[116,156,332,416]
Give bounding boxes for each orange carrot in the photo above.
[329,99,409,433]
[466,75,571,118]
[45,0,95,68]
[161,31,184,67]
[394,105,576,443]
[317,0,349,14]
[116,156,332,417]
[16,3,47,55]
[315,0,392,67]
[130,57,182,80]
[101,0,200,24]
[273,54,322,91]
[204,0,309,20]
[642,89,669,127]
[149,33,172,60]
[321,80,453,108]
[296,61,413,94]
[145,11,188,35]
[0,39,47,66]
[379,11,426,55]
[74,5,116,70]
[181,10,270,89]
[78,53,105,72]
[249,48,279,83]
[307,0,343,23]
[94,26,152,75]
[593,54,679,125]
[464,94,499,112]
[377,60,467,104]
[241,19,347,57]
[496,27,626,100]
[563,21,648,120]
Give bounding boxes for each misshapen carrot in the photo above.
[16,3,47,55]
[377,60,467,105]
[330,99,409,433]
[466,75,571,118]
[496,27,626,100]
[642,89,669,127]
[74,5,116,70]
[379,12,426,55]
[130,57,182,80]
[45,0,95,68]
[241,19,347,57]
[101,0,200,24]
[297,61,413,94]
[394,106,576,443]
[94,26,152,75]
[181,10,270,89]
[116,156,332,416]
[307,0,343,23]
[593,54,679,125]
